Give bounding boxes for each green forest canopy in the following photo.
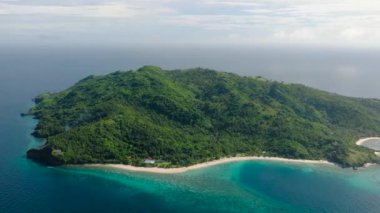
[26,66,380,168]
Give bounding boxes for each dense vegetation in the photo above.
[26,66,380,167]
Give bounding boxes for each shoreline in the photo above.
[355,137,380,168]
[84,156,334,174]
[356,137,380,157]
[80,137,380,174]
[355,137,380,146]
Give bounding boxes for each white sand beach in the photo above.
[82,137,380,174]
[87,156,333,174]
[355,137,380,146]
[356,137,380,158]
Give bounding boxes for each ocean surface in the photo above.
[1,46,380,212]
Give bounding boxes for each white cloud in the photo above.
[0,3,134,17]
[340,28,366,41]
[0,1,175,18]
[274,29,316,41]
[1,0,380,46]
[204,0,263,7]
[164,0,380,46]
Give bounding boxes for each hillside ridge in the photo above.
[26,66,380,167]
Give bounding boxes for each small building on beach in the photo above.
[144,159,156,164]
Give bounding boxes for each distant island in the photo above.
[26,66,380,168]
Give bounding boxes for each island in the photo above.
[26,66,380,168]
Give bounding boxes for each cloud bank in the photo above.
[1,0,380,47]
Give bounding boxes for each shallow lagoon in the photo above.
[5,115,380,212]
[2,113,380,212]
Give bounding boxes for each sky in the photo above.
[1,0,380,47]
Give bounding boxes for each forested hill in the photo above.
[26,66,380,167]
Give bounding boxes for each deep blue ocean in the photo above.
[1,46,380,212]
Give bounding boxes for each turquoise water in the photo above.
[2,47,380,212]
[1,114,380,212]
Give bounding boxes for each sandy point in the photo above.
[355,137,380,146]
